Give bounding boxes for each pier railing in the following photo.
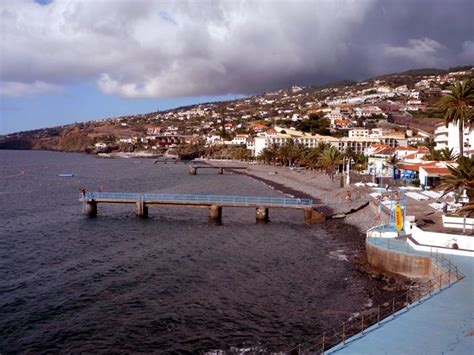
[287,235,465,354]
[84,192,313,207]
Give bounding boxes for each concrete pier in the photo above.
[256,207,269,222]
[135,200,148,218]
[209,204,222,223]
[86,200,97,218]
[304,208,325,224]
[188,165,247,175]
[80,192,315,224]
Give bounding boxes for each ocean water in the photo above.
[0,150,371,353]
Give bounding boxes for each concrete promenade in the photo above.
[329,248,474,354]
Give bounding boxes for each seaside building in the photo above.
[395,160,457,188]
[253,127,407,157]
[434,121,474,156]
[348,128,369,138]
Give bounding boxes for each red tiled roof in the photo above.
[394,146,417,151]
[402,153,417,159]
[376,147,395,155]
[370,143,390,149]
[398,163,423,171]
[421,166,451,175]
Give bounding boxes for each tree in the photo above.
[438,79,474,157]
[439,147,457,161]
[230,147,252,161]
[352,153,368,174]
[426,146,458,162]
[300,148,320,169]
[277,139,306,166]
[387,154,399,178]
[258,143,279,164]
[440,156,474,216]
[319,147,342,181]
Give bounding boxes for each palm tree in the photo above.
[439,147,457,161]
[387,154,399,178]
[352,153,368,174]
[278,139,306,166]
[440,156,474,216]
[426,146,441,161]
[319,147,342,181]
[316,142,332,153]
[438,79,474,157]
[258,143,279,164]
[300,148,320,169]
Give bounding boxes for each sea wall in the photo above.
[366,241,444,279]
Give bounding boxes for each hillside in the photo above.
[1,66,472,153]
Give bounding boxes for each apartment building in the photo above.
[434,122,474,156]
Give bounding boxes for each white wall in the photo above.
[406,221,474,251]
[254,137,268,156]
[435,122,474,156]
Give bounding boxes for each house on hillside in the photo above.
[230,134,249,145]
[147,126,162,135]
[367,145,395,175]
[408,133,429,145]
[253,124,269,133]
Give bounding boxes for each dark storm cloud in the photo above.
[0,0,472,98]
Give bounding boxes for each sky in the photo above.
[0,0,473,134]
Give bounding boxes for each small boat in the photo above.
[58,173,74,177]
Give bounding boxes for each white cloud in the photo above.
[384,38,448,67]
[0,0,378,98]
[0,0,472,99]
[0,81,63,97]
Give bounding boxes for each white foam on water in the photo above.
[329,249,349,262]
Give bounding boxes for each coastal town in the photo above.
[3,0,474,353]
[3,67,473,192]
[1,68,473,354]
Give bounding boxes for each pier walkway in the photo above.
[80,192,324,223]
[188,165,247,175]
[153,158,192,164]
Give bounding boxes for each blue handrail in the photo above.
[84,192,313,207]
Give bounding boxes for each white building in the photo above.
[348,128,369,138]
[230,134,249,145]
[354,106,385,118]
[253,130,406,157]
[434,122,474,156]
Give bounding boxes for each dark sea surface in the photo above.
[1,150,372,353]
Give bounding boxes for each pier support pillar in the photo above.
[135,201,148,218]
[256,207,269,222]
[304,208,325,224]
[209,204,222,223]
[218,168,224,174]
[86,200,97,218]
[189,167,197,175]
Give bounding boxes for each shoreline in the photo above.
[205,160,417,310]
